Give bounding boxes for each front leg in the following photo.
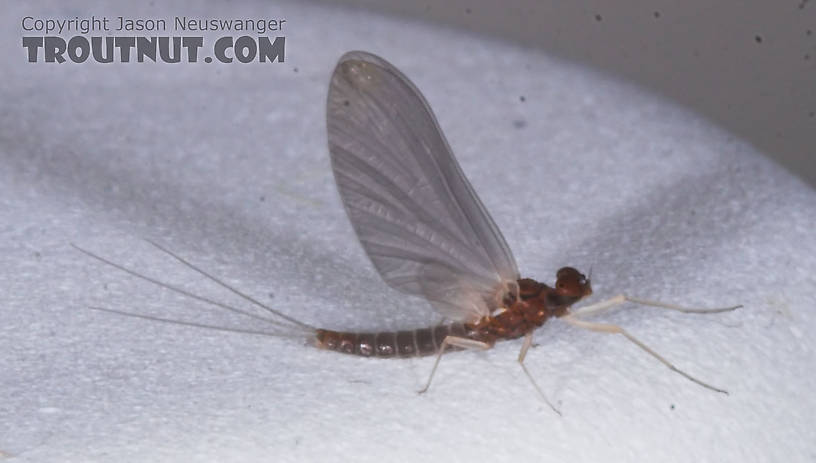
[561,315,729,394]
[570,294,741,318]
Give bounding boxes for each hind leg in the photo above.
[418,336,493,394]
[518,331,561,415]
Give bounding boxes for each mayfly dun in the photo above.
[74,51,741,413]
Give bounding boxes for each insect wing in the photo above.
[326,51,519,322]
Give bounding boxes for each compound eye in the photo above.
[556,267,579,279]
[554,267,590,298]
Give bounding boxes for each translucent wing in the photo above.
[326,51,519,322]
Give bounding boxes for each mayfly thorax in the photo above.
[75,51,741,413]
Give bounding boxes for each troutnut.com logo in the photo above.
[21,15,286,63]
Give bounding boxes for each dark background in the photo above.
[327,0,816,187]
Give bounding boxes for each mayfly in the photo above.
[75,51,740,413]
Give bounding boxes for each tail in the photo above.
[71,240,316,340]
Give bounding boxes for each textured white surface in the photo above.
[2,1,815,462]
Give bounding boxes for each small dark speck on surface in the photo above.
[653,11,660,18]
[293,67,299,73]
[512,119,527,129]
[259,195,265,202]
[670,404,675,410]
[269,292,275,299]
[595,14,603,22]
[465,7,472,14]
[806,54,811,60]
[519,95,526,102]
[343,100,350,106]
[755,35,763,43]
[809,111,814,118]
[807,29,813,36]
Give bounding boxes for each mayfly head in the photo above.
[555,267,592,301]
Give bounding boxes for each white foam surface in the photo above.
[1,1,814,462]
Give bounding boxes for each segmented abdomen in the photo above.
[316,323,469,357]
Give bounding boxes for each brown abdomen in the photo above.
[316,323,468,358]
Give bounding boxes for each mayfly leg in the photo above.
[569,294,742,318]
[561,313,730,394]
[518,332,561,415]
[419,336,493,395]
[563,294,741,394]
